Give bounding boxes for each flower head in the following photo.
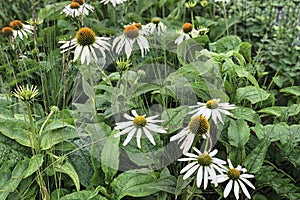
[13,85,39,101]
[185,2,197,9]
[112,24,150,59]
[170,116,210,154]
[59,27,110,65]
[100,0,127,7]
[178,147,226,189]
[114,110,167,148]
[144,17,167,36]
[189,99,236,124]
[174,22,199,45]
[61,0,94,17]
[213,159,255,200]
[2,27,14,37]
[9,20,33,40]
[116,58,131,71]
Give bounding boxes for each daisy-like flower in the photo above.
[213,159,255,200]
[2,27,14,37]
[170,115,210,154]
[61,0,94,18]
[100,0,127,7]
[59,27,110,65]
[9,20,33,40]
[214,0,230,3]
[114,110,167,148]
[112,23,150,59]
[13,84,39,101]
[174,22,199,45]
[144,17,167,36]
[189,99,236,125]
[178,147,226,189]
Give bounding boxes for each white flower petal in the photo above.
[183,164,199,180]
[224,180,233,198]
[196,165,203,187]
[238,180,251,199]
[234,180,240,200]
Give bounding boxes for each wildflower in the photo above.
[170,116,210,154]
[212,159,255,200]
[100,0,127,7]
[185,2,197,9]
[114,110,167,148]
[112,24,150,59]
[174,22,199,45]
[189,99,236,125]
[198,26,209,35]
[178,147,226,189]
[116,58,131,71]
[2,27,14,37]
[9,20,33,40]
[61,0,94,17]
[200,0,208,7]
[13,84,39,101]
[144,17,167,36]
[59,27,110,65]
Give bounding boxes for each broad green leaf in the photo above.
[0,120,33,148]
[40,127,84,150]
[161,106,189,134]
[0,159,30,199]
[231,106,261,123]
[101,130,120,184]
[244,137,270,173]
[235,86,270,104]
[228,119,250,147]
[43,121,75,132]
[210,35,242,52]
[258,106,287,117]
[280,86,300,96]
[175,175,193,198]
[24,154,44,178]
[131,83,161,99]
[53,161,80,191]
[238,42,252,61]
[233,64,260,91]
[111,169,157,199]
[253,194,268,200]
[60,190,107,200]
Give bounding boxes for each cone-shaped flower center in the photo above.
[228,168,240,180]
[133,116,147,127]
[188,116,209,135]
[133,23,142,29]
[9,20,23,30]
[76,27,96,46]
[72,0,84,5]
[182,23,193,34]
[124,25,139,39]
[2,27,14,36]
[152,17,161,25]
[197,154,212,166]
[206,99,219,109]
[70,1,80,9]
[14,85,39,101]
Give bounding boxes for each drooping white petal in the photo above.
[224,180,233,198]
[196,165,203,187]
[180,161,197,174]
[183,164,199,180]
[136,128,142,148]
[238,180,251,199]
[234,180,240,200]
[143,127,156,145]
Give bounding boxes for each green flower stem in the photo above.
[25,101,39,152]
[38,109,55,136]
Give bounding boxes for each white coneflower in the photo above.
[144,17,167,36]
[2,27,14,37]
[100,0,127,7]
[212,159,255,200]
[189,99,236,125]
[114,110,167,148]
[174,22,199,45]
[170,116,210,154]
[61,0,94,17]
[59,27,110,65]
[13,84,39,101]
[179,147,227,189]
[9,20,33,40]
[112,24,150,59]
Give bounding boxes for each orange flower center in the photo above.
[70,2,81,9]
[2,27,14,36]
[124,25,139,39]
[72,0,84,5]
[182,22,193,33]
[9,20,23,30]
[76,27,96,46]
[188,115,209,135]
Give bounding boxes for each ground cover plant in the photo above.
[0,0,299,199]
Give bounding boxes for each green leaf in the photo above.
[280,86,300,96]
[0,159,30,199]
[60,190,107,200]
[210,35,242,53]
[258,106,287,117]
[233,64,260,91]
[235,86,270,104]
[101,130,120,184]
[40,127,84,150]
[131,83,161,99]
[175,175,193,198]
[231,106,261,123]
[238,42,252,61]
[228,119,250,147]
[161,106,189,134]
[24,154,44,178]
[111,169,158,200]
[244,137,270,173]
[43,121,75,132]
[52,161,80,191]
